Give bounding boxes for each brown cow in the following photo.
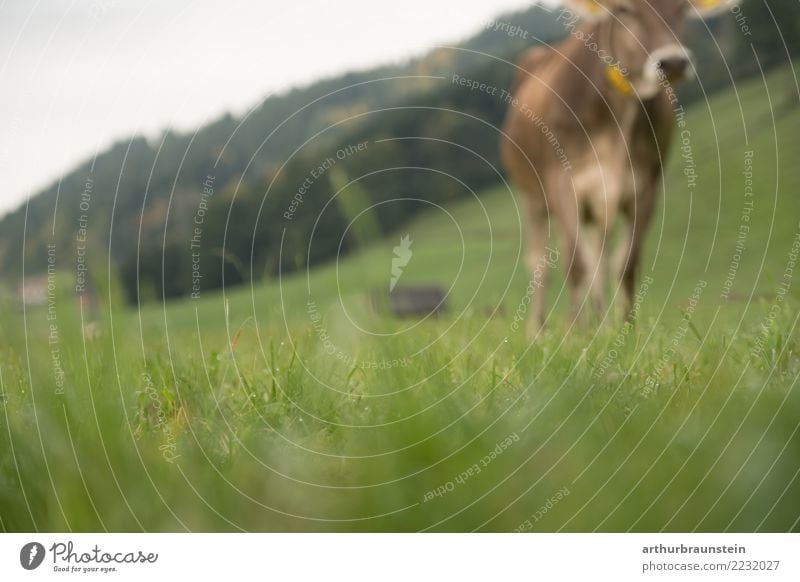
[501,0,738,334]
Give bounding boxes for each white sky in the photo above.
[0,0,560,217]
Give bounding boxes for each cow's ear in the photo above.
[561,0,611,21]
[686,0,741,19]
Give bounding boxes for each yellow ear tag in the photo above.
[606,65,633,96]
[586,1,603,13]
[699,0,722,8]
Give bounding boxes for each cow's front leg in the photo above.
[579,167,624,324]
[614,173,659,319]
[580,208,615,320]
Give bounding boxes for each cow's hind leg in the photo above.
[521,194,553,338]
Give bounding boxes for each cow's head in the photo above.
[562,0,740,97]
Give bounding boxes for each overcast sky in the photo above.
[0,0,561,217]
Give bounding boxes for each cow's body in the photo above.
[500,0,730,333]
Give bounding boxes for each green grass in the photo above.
[1,65,799,532]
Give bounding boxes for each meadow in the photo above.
[1,64,799,532]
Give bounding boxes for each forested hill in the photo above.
[1,1,796,303]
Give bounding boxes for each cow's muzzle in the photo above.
[645,45,695,85]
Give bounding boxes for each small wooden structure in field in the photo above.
[387,286,447,318]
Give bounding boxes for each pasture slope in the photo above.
[1,64,799,532]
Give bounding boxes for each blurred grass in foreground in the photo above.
[1,65,799,532]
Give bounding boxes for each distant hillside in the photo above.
[1,0,796,304]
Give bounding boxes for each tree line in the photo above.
[0,1,796,304]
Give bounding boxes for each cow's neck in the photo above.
[584,20,642,133]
